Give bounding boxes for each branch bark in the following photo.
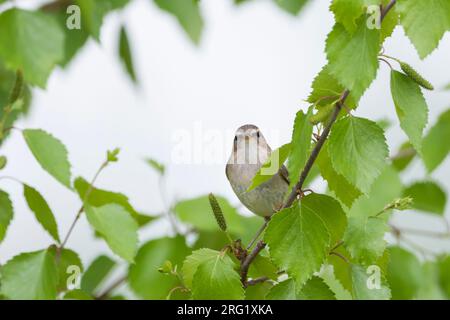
[240,240,266,286]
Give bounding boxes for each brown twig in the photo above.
[246,216,270,250]
[240,241,266,286]
[95,275,127,300]
[329,251,350,264]
[390,224,450,239]
[245,276,269,287]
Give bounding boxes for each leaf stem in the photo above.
[59,160,109,252]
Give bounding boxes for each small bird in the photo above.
[226,124,289,218]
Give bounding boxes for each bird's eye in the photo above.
[234,136,238,142]
[256,131,260,138]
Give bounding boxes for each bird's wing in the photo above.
[279,165,290,186]
[225,163,231,181]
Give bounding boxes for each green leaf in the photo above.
[74,177,154,227]
[129,236,190,299]
[248,254,278,281]
[403,181,446,215]
[390,70,428,154]
[273,0,309,15]
[351,264,391,300]
[344,166,402,264]
[118,25,137,83]
[245,282,273,300]
[0,9,64,87]
[319,264,353,300]
[23,129,72,189]
[392,141,416,171]
[380,0,399,42]
[266,277,335,300]
[191,251,244,300]
[396,0,450,59]
[326,17,380,100]
[330,0,377,33]
[329,116,388,194]
[345,216,389,265]
[145,158,165,175]
[297,276,336,300]
[307,64,358,108]
[264,196,331,287]
[301,193,347,246]
[23,184,60,243]
[437,256,450,298]
[317,143,362,207]
[387,246,422,300]
[76,0,129,40]
[85,204,138,262]
[0,63,32,143]
[53,11,89,67]
[248,143,291,191]
[266,279,297,300]
[287,108,313,190]
[0,249,58,299]
[153,0,203,44]
[81,255,116,294]
[0,156,6,170]
[51,247,84,292]
[422,109,450,173]
[0,189,13,243]
[182,248,229,289]
[64,289,93,300]
[416,262,446,299]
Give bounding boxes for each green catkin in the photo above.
[400,62,434,90]
[208,193,227,232]
[309,104,335,125]
[9,70,23,104]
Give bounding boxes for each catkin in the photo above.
[400,62,434,90]
[9,70,23,104]
[208,193,227,232]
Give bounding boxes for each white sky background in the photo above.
[1,0,450,267]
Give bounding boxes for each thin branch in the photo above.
[246,277,269,287]
[95,275,127,300]
[240,241,266,286]
[381,0,397,20]
[283,0,397,209]
[246,216,270,250]
[158,175,179,235]
[329,251,350,264]
[390,224,450,239]
[59,160,109,252]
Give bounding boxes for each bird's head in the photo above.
[231,124,270,164]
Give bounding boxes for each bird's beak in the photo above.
[244,136,250,141]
